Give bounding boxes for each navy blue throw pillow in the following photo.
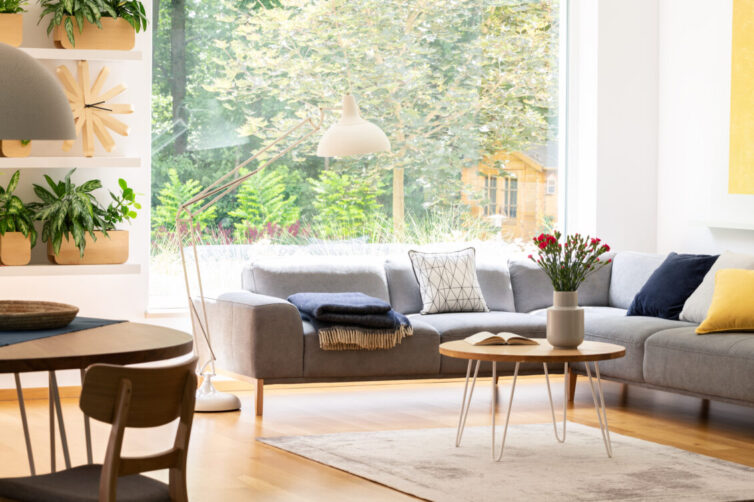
[627,252,719,320]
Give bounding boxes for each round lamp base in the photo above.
[195,374,241,412]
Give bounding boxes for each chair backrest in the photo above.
[79,357,198,502]
[80,357,197,428]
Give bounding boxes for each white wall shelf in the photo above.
[0,264,141,277]
[20,48,143,61]
[0,157,141,169]
[698,220,754,231]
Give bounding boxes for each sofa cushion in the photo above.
[681,251,754,323]
[508,255,613,313]
[409,311,547,375]
[242,257,390,302]
[697,269,754,334]
[608,251,666,309]
[410,311,547,341]
[582,315,694,382]
[643,327,754,403]
[408,248,488,314]
[385,257,515,315]
[627,252,718,320]
[302,318,441,378]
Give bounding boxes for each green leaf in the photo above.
[118,178,127,190]
[7,171,20,194]
[64,14,74,46]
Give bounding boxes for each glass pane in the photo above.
[150,0,563,307]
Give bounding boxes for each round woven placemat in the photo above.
[0,301,79,331]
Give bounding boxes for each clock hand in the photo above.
[84,100,113,112]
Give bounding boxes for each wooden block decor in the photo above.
[53,17,135,51]
[0,14,22,47]
[56,61,133,157]
[0,140,31,158]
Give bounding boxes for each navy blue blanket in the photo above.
[288,292,396,328]
[287,292,412,351]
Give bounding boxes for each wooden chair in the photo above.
[0,357,198,502]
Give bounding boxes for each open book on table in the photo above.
[464,331,538,346]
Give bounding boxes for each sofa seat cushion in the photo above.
[302,318,441,378]
[582,315,695,382]
[643,327,754,403]
[408,312,547,375]
[409,311,547,341]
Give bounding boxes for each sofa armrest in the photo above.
[193,290,304,380]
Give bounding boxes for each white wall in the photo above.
[0,9,152,389]
[567,0,659,253]
[0,7,152,321]
[657,0,754,254]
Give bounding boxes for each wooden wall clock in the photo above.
[56,61,133,157]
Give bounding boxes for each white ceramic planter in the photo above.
[546,291,585,349]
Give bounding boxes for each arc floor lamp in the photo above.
[177,94,390,411]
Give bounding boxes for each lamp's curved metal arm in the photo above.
[176,108,327,372]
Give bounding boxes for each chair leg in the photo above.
[255,379,264,417]
[568,367,578,402]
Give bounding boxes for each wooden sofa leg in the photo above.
[567,367,578,402]
[255,379,264,417]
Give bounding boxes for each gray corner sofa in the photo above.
[197,251,754,416]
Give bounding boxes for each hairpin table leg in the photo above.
[585,361,613,457]
[455,360,480,447]
[543,362,567,443]
[492,361,519,461]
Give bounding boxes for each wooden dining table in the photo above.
[0,321,194,475]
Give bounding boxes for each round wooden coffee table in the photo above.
[439,339,625,461]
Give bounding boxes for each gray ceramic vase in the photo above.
[546,291,585,349]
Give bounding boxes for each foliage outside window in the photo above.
[150,0,562,305]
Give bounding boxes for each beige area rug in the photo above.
[258,423,754,502]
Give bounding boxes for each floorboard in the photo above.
[0,376,752,501]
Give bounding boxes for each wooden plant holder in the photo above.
[0,232,31,266]
[0,14,23,47]
[0,140,31,158]
[53,17,135,50]
[48,230,129,265]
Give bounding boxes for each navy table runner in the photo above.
[0,317,126,348]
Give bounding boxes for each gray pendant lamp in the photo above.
[0,43,76,140]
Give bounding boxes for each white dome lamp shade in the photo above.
[316,94,390,157]
[0,43,76,140]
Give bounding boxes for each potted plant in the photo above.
[0,140,32,158]
[0,171,37,266]
[529,231,611,348]
[32,169,140,265]
[0,0,26,47]
[38,0,147,50]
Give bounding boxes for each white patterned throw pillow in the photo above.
[408,248,489,314]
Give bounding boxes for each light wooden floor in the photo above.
[0,375,752,501]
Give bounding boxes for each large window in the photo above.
[151,0,563,307]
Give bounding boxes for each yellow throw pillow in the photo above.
[696,269,754,334]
